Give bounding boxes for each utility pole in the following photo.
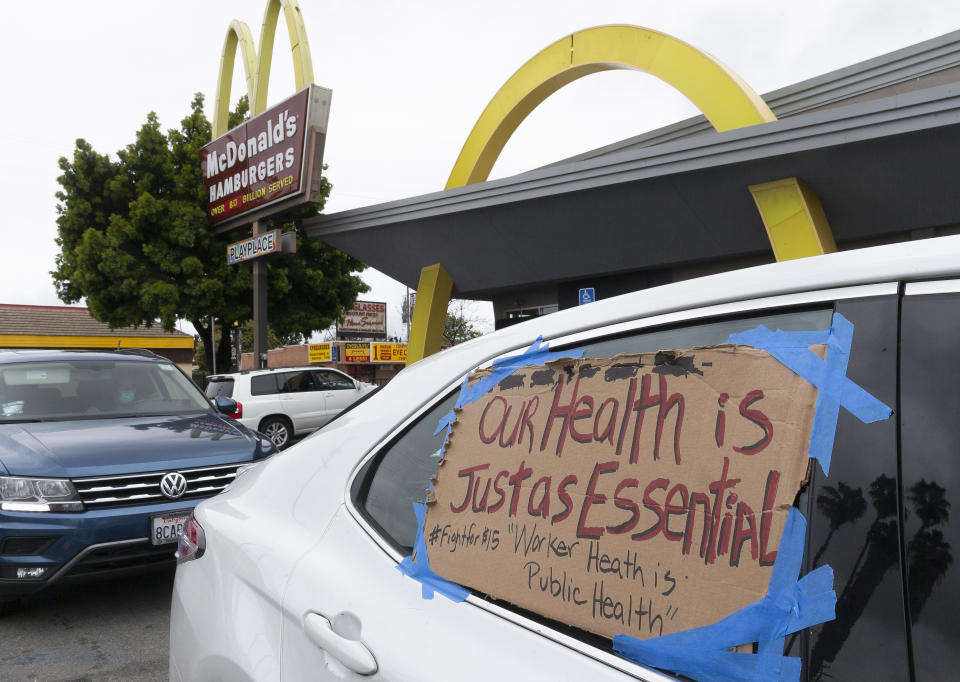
[210,316,217,374]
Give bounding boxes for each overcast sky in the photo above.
[3,0,960,338]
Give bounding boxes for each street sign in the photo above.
[578,287,596,305]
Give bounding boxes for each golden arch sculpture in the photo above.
[213,0,314,138]
[445,25,775,189]
[407,25,836,365]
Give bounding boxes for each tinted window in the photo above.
[251,374,279,396]
[205,378,234,398]
[314,370,355,391]
[280,371,315,393]
[572,308,832,357]
[799,296,908,681]
[900,291,960,681]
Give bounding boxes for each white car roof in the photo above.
[398,234,960,388]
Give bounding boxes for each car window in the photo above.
[358,307,832,553]
[0,359,211,420]
[155,365,199,402]
[798,295,908,681]
[314,370,356,391]
[568,307,832,357]
[899,290,960,681]
[205,377,234,398]
[359,391,459,550]
[251,374,280,396]
[280,371,315,393]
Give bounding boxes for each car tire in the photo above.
[260,416,293,449]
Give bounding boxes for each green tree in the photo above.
[193,320,298,379]
[443,299,483,345]
[399,294,484,346]
[53,94,368,371]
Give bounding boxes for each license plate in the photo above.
[150,511,191,546]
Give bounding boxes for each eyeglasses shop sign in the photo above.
[226,229,281,265]
[340,301,387,335]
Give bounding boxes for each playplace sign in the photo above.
[226,229,281,265]
[202,85,331,228]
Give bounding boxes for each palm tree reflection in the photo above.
[812,481,867,566]
[807,476,951,680]
[906,479,952,620]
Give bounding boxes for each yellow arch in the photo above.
[445,25,775,190]
[212,0,315,138]
[408,25,834,365]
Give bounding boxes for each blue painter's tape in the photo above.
[433,409,456,437]
[395,502,469,602]
[613,508,836,682]
[725,313,893,474]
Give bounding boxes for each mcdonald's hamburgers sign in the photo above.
[202,84,331,229]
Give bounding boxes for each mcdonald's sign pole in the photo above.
[203,1,330,369]
[252,221,269,368]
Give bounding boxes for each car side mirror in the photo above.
[213,396,238,415]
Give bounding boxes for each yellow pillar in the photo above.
[749,178,837,261]
[406,264,454,365]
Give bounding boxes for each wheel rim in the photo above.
[264,421,289,446]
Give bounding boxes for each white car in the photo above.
[205,367,377,448]
[171,236,960,681]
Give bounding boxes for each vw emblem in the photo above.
[160,472,188,499]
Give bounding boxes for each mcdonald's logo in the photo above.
[212,0,315,138]
[406,25,838,365]
[208,0,329,229]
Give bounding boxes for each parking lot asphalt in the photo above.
[0,568,173,681]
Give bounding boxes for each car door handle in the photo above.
[303,613,377,675]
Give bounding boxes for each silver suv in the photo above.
[205,367,377,448]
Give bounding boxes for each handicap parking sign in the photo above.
[579,287,596,305]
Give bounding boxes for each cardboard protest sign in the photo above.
[422,346,818,641]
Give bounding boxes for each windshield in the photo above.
[0,359,213,422]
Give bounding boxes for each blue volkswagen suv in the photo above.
[0,349,276,613]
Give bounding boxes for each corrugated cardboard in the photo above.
[423,346,817,641]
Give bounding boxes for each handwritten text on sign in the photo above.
[423,348,817,640]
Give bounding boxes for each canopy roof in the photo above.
[303,31,960,299]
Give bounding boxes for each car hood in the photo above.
[0,413,259,478]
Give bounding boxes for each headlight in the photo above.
[0,476,83,512]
